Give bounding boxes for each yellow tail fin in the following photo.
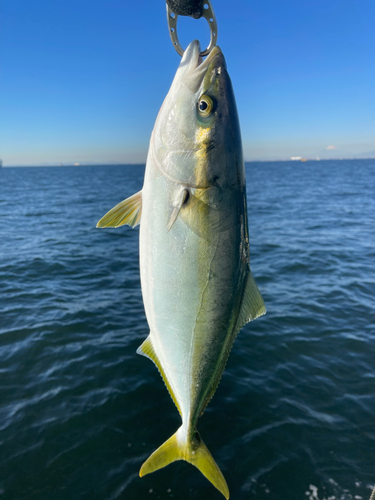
[140,428,229,499]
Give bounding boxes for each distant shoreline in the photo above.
[2,157,375,168]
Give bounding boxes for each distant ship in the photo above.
[290,156,307,162]
[0,159,2,167]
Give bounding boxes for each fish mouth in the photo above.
[196,42,223,68]
[181,40,225,92]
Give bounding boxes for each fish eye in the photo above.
[197,95,214,117]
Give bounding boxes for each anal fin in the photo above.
[137,336,181,416]
[96,190,142,228]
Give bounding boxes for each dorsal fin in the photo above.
[96,190,142,228]
[198,270,266,417]
[237,269,266,329]
[137,336,182,416]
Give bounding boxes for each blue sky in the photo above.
[1,0,374,165]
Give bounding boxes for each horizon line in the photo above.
[2,156,375,168]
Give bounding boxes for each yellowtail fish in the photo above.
[97,40,266,499]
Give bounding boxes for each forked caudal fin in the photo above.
[140,427,229,499]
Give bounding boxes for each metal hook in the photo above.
[167,0,218,57]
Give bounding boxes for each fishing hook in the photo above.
[167,0,218,57]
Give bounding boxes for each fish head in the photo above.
[153,40,244,189]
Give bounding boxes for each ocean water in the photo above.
[1,160,374,500]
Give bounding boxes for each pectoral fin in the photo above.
[167,188,189,231]
[96,191,142,228]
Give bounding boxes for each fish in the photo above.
[97,40,266,499]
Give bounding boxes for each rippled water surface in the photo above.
[1,160,374,500]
